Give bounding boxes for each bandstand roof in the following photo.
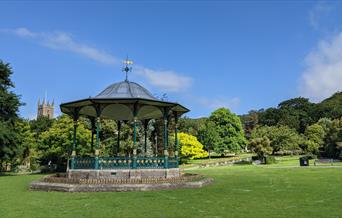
[60,80,190,121]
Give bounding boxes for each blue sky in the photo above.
[1,1,342,119]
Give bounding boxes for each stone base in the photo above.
[67,168,180,179]
[30,177,213,192]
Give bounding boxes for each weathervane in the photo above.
[122,57,133,81]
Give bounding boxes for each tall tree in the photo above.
[30,116,54,142]
[0,60,22,170]
[302,124,325,154]
[324,118,342,158]
[240,110,259,138]
[16,119,37,169]
[198,120,220,158]
[209,108,247,154]
[317,92,342,119]
[259,98,315,133]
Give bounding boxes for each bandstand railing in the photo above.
[72,156,179,170]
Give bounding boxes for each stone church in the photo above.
[37,98,54,119]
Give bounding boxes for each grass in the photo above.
[1,162,342,217]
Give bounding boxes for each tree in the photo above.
[259,98,315,133]
[198,121,220,158]
[178,117,207,137]
[240,110,259,138]
[250,125,303,154]
[249,137,272,159]
[30,116,54,142]
[317,117,333,133]
[99,119,118,156]
[37,115,91,170]
[317,92,342,119]
[209,108,247,154]
[323,118,342,158]
[301,123,325,155]
[0,121,19,169]
[179,132,208,160]
[12,119,41,171]
[0,60,22,170]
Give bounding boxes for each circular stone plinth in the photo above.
[30,174,213,192]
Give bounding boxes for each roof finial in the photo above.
[122,56,133,81]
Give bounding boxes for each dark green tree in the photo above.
[209,108,247,154]
[250,125,303,155]
[198,120,220,158]
[240,110,259,138]
[30,116,54,142]
[259,98,315,133]
[0,60,22,170]
[317,92,342,119]
[178,117,207,137]
[323,118,342,158]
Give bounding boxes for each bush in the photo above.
[179,133,208,160]
[264,156,276,164]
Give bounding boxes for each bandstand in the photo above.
[60,61,189,179]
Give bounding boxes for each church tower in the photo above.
[37,97,54,119]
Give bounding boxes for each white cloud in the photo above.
[1,27,119,65]
[309,2,332,30]
[299,32,342,102]
[1,27,192,92]
[134,66,192,92]
[196,96,240,110]
[13,27,37,38]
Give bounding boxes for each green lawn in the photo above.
[1,164,342,217]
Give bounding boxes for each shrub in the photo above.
[264,156,276,164]
[179,133,208,160]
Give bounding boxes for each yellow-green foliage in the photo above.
[179,132,208,160]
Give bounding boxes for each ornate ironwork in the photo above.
[99,157,131,169]
[74,157,96,169]
[168,157,179,169]
[73,156,178,169]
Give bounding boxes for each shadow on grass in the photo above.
[0,172,16,176]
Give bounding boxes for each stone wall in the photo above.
[30,177,213,192]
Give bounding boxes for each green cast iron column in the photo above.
[95,117,100,169]
[90,118,95,153]
[144,120,148,154]
[71,119,78,170]
[163,110,169,169]
[132,116,137,169]
[117,120,121,156]
[174,113,179,166]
